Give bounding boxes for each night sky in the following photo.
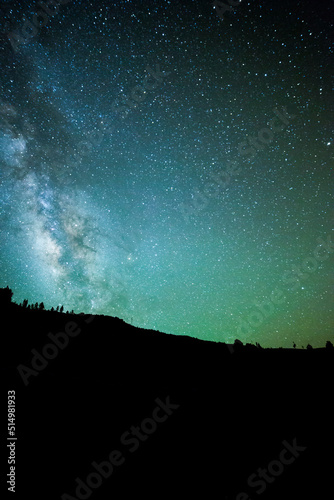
[0,0,333,347]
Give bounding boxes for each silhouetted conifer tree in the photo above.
[0,286,13,304]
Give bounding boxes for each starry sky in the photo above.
[0,0,333,347]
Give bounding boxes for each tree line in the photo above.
[0,286,74,314]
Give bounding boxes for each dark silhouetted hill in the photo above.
[2,295,333,499]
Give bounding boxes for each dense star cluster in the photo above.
[0,0,333,347]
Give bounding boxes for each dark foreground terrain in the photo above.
[2,301,333,499]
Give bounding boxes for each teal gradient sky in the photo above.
[0,0,333,347]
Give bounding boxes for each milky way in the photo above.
[0,0,333,347]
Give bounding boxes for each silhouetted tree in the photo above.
[255,342,262,349]
[0,286,13,304]
[293,342,296,349]
[306,344,313,350]
[56,306,59,312]
[39,302,45,310]
[59,305,64,313]
[51,307,54,312]
[22,299,28,308]
[34,302,38,310]
[326,340,334,350]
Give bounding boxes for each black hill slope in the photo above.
[2,298,333,499]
